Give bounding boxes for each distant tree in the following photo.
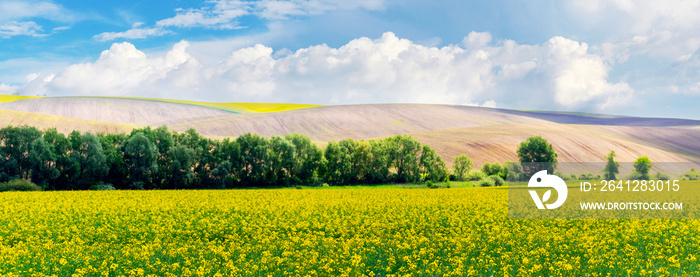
[43,128,72,190]
[517,136,558,177]
[98,133,127,189]
[0,126,42,179]
[503,161,523,181]
[322,141,352,185]
[351,140,373,184]
[122,132,158,189]
[152,126,175,187]
[267,136,297,186]
[419,145,447,182]
[452,154,473,181]
[285,133,322,185]
[633,156,652,180]
[366,139,390,184]
[386,135,421,183]
[236,133,269,187]
[603,151,620,180]
[215,138,240,187]
[482,162,502,177]
[74,133,109,190]
[211,160,232,189]
[166,144,195,189]
[27,137,59,188]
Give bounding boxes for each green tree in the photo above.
[386,135,421,183]
[633,156,652,180]
[603,151,620,180]
[267,136,297,186]
[98,133,127,189]
[75,133,109,190]
[43,128,72,190]
[236,133,269,187]
[167,144,195,189]
[122,132,158,189]
[366,139,390,184]
[517,136,558,177]
[452,154,473,181]
[419,145,447,182]
[502,161,523,181]
[322,141,353,185]
[285,133,322,185]
[28,137,59,188]
[0,125,42,179]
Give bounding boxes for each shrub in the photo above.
[478,178,495,187]
[488,175,505,186]
[680,168,699,180]
[465,170,487,181]
[90,182,115,190]
[426,180,438,189]
[626,171,644,180]
[0,179,42,192]
[654,172,671,181]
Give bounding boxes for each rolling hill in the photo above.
[1,95,699,167]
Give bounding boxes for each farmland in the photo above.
[2,95,700,167]
[1,187,698,276]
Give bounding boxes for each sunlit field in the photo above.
[1,187,699,276]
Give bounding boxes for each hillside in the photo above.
[1,95,699,165]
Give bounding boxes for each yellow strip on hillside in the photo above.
[83,96,322,113]
[1,95,322,113]
[221,103,323,113]
[0,95,43,103]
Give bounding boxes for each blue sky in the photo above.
[1,0,700,119]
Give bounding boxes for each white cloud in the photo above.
[463,31,492,49]
[254,0,386,19]
[0,1,76,39]
[0,83,18,94]
[94,23,171,41]
[14,32,633,112]
[0,21,44,38]
[156,1,249,29]
[544,36,633,109]
[97,0,388,41]
[0,1,68,22]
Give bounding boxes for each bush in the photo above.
[626,171,645,180]
[426,180,438,189]
[488,175,505,186]
[0,179,42,192]
[478,178,495,187]
[680,168,700,180]
[90,182,115,190]
[654,172,671,181]
[465,170,487,181]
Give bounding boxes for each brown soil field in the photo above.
[0,97,232,126]
[2,97,699,166]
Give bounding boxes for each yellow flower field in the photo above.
[0,188,698,276]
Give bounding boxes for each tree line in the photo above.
[0,125,449,190]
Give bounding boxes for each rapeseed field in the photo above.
[0,188,697,276]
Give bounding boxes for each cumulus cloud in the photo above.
[12,32,633,112]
